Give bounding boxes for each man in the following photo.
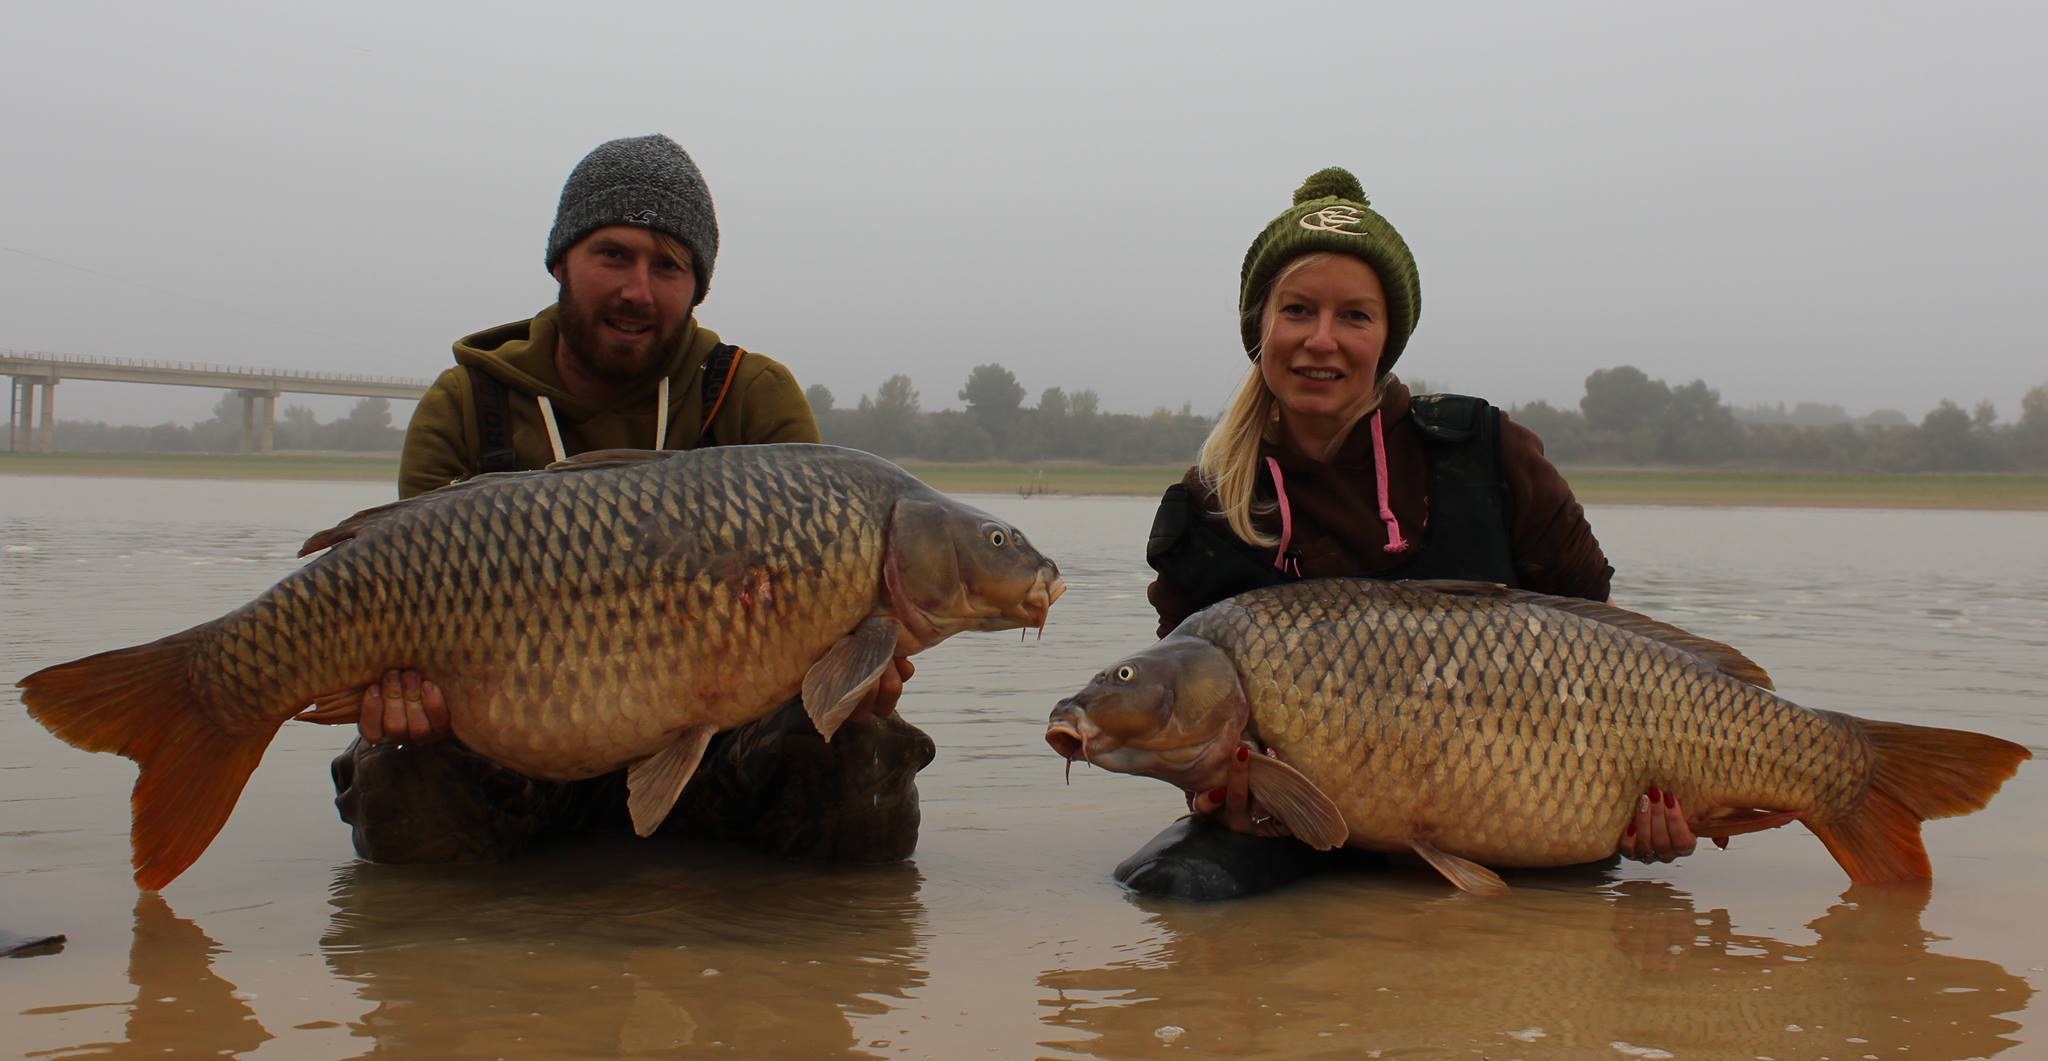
[329,134,930,865]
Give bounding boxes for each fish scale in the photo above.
[22,442,1064,889]
[1052,576,2023,891]
[1190,580,1875,865]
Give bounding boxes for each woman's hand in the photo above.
[1617,787,1725,863]
[1189,742,1292,838]
[359,669,450,746]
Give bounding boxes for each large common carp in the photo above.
[1046,579,2026,895]
[21,443,1064,890]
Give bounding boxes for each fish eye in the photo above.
[987,527,1007,547]
[1115,665,1135,682]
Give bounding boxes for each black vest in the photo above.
[1145,394,1516,613]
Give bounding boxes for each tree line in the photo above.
[1509,367,2048,472]
[807,364,1212,464]
[22,363,2048,472]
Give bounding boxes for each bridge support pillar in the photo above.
[238,390,278,454]
[9,379,30,452]
[38,381,55,453]
[10,379,54,453]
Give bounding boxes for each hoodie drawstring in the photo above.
[535,396,567,463]
[653,377,670,451]
[533,377,672,465]
[1266,408,1411,572]
[1263,456,1298,575]
[1370,410,1411,554]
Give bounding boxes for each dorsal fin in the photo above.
[297,453,664,557]
[1398,579,1775,690]
[300,497,425,557]
[544,448,680,471]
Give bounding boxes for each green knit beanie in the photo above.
[1238,167,1421,374]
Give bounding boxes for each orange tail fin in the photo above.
[18,632,278,891]
[1806,717,2031,884]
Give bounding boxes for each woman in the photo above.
[1126,167,1704,899]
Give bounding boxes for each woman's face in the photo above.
[1257,254,1389,447]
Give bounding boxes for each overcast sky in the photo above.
[4,1,2042,429]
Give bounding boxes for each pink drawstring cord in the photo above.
[1370,410,1411,554]
[1266,408,1409,573]
[1263,456,1298,574]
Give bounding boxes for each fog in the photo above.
[4,1,2041,428]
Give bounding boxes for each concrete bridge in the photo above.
[3,350,430,454]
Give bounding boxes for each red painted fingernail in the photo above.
[1236,746,1249,763]
[1663,790,1677,809]
[1626,821,1637,837]
[1207,788,1226,804]
[1647,787,1661,803]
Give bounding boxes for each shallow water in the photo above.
[3,477,2044,1058]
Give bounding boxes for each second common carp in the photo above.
[1046,578,2026,894]
[23,443,1065,890]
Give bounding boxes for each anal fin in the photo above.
[801,616,898,742]
[1691,807,1801,840]
[293,688,366,725]
[1246,753,1349,850]
[1408,839,1509,896]
[626,725,716,838]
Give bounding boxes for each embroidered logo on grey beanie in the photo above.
[545,134,718,303]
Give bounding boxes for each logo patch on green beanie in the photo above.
[1299,205,1367,234]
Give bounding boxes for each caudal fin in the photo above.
[18,633,278,890]
[1807,717,2031,884]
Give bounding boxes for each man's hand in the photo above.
[848,657,915,722]
[359,669,450,746]
[1617,787,1723,863]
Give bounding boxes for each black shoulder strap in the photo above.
[1379,393,1518,586]
[1407,393,1487,443]
[696,344,744,445]
[465,365,518,474]
[1146,482,1293,611]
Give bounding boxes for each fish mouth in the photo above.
[1045,722,1085,763]
[1028,571,1066,626]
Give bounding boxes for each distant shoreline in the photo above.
[3,451,2045,511]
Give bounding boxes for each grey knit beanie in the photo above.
[545,134,718,304]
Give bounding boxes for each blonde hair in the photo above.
[1196,252,1387,547]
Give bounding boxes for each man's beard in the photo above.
[556,276,688,388]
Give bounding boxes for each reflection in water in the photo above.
[1039,881,2032,1058]
[5,489,2044,1055]
[319,838,930,1056]
[22,896,272,1059]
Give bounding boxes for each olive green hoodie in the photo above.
[398,305,820,498]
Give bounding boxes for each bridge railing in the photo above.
[0,349,431,389]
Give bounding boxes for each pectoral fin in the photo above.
[1247,753,1349,850]
[626,725,716,837]
[1408,839,1509,896]
[801,616,899,742]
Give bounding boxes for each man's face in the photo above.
[552,226,696,387]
